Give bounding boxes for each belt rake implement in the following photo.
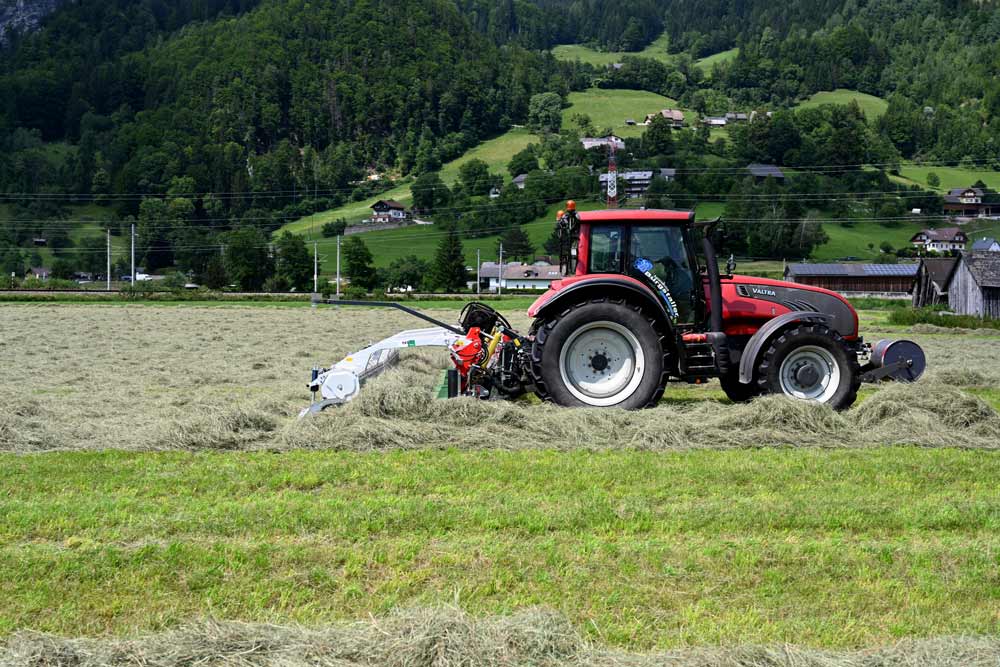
[301,203,927,417]
[301,301,524,418]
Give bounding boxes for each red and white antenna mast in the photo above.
[606,140,618,209]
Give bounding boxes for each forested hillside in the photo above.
[3,0,1000,290]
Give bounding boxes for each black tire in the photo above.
[719,370,761,403]
[756,324,860,410]
[529,299,667,409]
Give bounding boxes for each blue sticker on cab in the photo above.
[634,257,654,273]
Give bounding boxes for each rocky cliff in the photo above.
[0,0,64,41]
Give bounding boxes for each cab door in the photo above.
[627,225,698,324]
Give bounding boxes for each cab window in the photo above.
[589,225,623,273]
[628,225,695,323]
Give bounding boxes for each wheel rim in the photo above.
[558,321,645,407]
[778,345,841,403]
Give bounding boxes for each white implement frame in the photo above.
[300,327,462,417]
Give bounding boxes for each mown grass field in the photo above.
[1,302,1000,655]
[797,89,889,119]
[562,88,685,138]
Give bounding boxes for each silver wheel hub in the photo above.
[778,345,841,403]
[559,321,645,407]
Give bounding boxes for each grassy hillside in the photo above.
[695,47,739,73]
[2,203,128,269]
[551,33,674,66]
[551,37,738,77]
[280,129,537,236]
[813,221,922,261]
[285,88,684,243]
[563,88,687,137]
[895,166,1000,192]
[798,89,888,119]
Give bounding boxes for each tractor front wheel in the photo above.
[531,299,666,409]
[756,324,860,410]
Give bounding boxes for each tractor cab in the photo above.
[546,202,712,332]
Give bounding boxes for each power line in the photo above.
[1,156,995,201]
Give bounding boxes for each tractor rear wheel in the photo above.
[756,324,860,410]
[530,299,666,409]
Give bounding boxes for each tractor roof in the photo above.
[577,209,694,223]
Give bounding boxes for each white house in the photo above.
[479,261,563,291]
[370,200,408,224]
[581,135,625,151]
[910,227,968,253]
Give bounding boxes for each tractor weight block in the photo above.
[870,339,926,382]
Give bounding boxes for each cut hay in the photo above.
[3,608,998,667]
[1,305,999,453]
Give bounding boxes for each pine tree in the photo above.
[431,225,467,292]
[497,225,534,262]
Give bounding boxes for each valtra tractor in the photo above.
[302,202,925,416]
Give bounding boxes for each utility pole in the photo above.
[476,248,481,296]
[498,242,503,296]
[336,235,341,298]
[313,241,319,294]
[106,228,111,291]
[130,223,136,284]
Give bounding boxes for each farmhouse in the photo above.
[599,170,654,198]
[971,237,1000,252]
[725,112,749,123]
[658,168,676,182]
[747,163,786,182]
[478,261,564,291]
[581,135,625,151]
[910,227,967,253]
[948,252,1000,318]
[784,262,918,296]
[370,199,408,224]
[943,187,999,217]
[702,116,727,127]
[644,109,685,128]
[511,173,528,190]
[912,257,958,308]
[502,262,563,290]
[28,266,50,280]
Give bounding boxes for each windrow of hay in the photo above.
[275,355,1000,452]
[3,608,999,667]
[1,305,999,452]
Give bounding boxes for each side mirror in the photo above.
[726,254,737,275]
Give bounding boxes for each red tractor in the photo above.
[305,203,925,415]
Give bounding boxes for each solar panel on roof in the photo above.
[862,264,918,276]
[789,264,849,276]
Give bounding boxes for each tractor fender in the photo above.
[529,275,674,334]
[737,312,832,384]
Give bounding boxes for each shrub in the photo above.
[889,307,1000,330]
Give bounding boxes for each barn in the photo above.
[947,252,1000,318]
[784,263,918,297]
[912,257,958,308]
